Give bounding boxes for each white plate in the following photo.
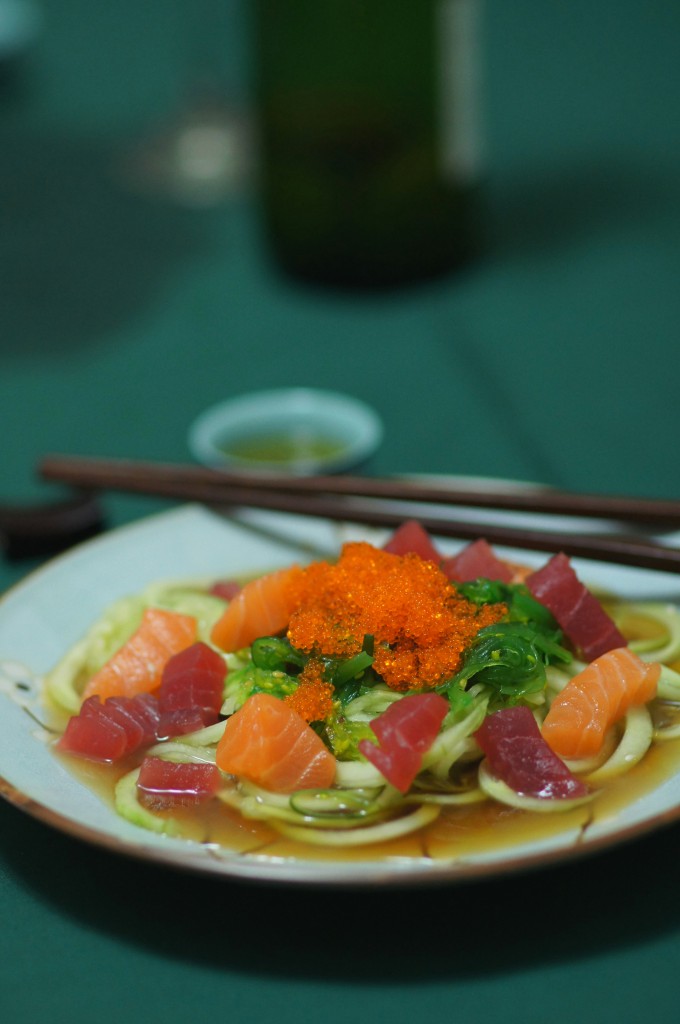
[1,503,680,887]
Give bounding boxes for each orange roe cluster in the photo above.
[284,658,335,723]
[287,542,507,692]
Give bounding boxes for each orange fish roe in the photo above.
[287,542,507,691]
[284,658,335,723]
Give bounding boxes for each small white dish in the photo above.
[188,388,383,475]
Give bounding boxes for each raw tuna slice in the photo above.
[156,706,219,739]
[94,697,146,750]
[382,520,442,563]
[156,641,226,732]
[136,756,221,809]
[475,706,588,799]
[358,692,449,793]
[112,693,161,742]
[58,694,160,762]
[526,553,626,660]
[441,538,514,583]
[104,694,161,748]
[210,580,242,601]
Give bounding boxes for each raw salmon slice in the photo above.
[541,647,660,758]
[210,565,302,653]
[82,607,197,702]
[216,692,336,793]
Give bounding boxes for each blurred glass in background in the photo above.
[117,0,252,206]
[0,0,41,83]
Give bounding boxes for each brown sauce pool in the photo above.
[54,710,680,868]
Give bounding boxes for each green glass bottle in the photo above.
[251,0,484,289]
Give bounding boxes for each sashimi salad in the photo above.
[45,520,680,849]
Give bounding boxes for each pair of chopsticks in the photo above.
[38,454,680,574]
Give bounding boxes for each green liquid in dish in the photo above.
[218,431,348,466]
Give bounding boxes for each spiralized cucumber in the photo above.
[269,803,441,847]
[405,787,486,806]
[581,706,653,784]
[289,787,384,817]
[651,694,680,741]
[422,699,488,781]
[219,778,403,830]
[144,741,218,764]
[342,685,402,721]
[334,759,388,788]
[557,728,619,777]
[656,663,680,702]
[160,721,227,748]
[612,601,680,664]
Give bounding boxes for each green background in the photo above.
[2,2,680,1022]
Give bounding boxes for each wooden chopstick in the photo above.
[38,454,680,574]
[39,454,680,525]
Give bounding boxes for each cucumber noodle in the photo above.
[45,578,680,849]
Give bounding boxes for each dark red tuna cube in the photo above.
[136,756,221,810]
[441,538,513,583]
[156,706,220,740]
[475,706,588,799]
[58,697,130,762]
[382,520,443,563]
[526,553,625,660]
[158,642,226,717]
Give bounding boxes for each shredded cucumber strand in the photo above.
[613,602,680,664]
[422,698,488,781]
[343,685,402,722]
[144,741,218,764]
[164,721,227,747]
[219,782,402,830]
[269,803,441,847]
[656,663,680,701]
[651,691,680,741]
[334,759,387,788]
[557,727,619,776]
[582,706,653,784]
[404,788,486,806]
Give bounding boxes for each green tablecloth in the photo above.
[2,2,680,1022]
